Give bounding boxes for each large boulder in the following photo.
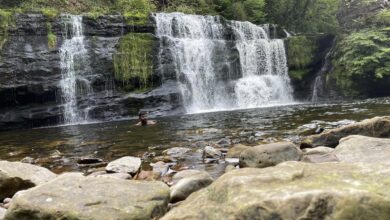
[105,156,141,175]
[170,170,213,203]
[0,161,56,200]
[162,161,390,220]
[301,116,390,148]
[4,173,170,220]
[239,142,302,168]
[226,144,250,158]
[334,135,390,163]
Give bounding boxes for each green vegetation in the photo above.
[287,36,315,69]
[42,7,59,21]
[286,36,317,81]
[121,0,156,25]
[0,9,14,34]
[163,0,266,23]
[46,23,57,49]
[1,0,156,25]
[0,0,340,31]
[332,28,390,97]
[373,9,390,27]
[265,0,339,33]
[113,33,154,91]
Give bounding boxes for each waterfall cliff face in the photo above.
[59,15,92,124]
[155,13,294,113]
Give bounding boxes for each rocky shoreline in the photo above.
[0,116,389,219]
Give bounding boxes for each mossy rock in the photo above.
[5,173,170,220]
[286,36,316,70]
[162,161,390,220]
[0,9,15,35]
[113,33,155,91]
[0,161,56,201]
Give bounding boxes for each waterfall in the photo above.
[155,13,294,113]
[59,15,92,124]
[311,42,335,102]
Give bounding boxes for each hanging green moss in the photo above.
[286,35,318,82]
[0,9,14,35]
[46,23,57,49]
[287,36,316,69]
[41,7,59,21]
[113,33,154,91]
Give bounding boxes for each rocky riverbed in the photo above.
[0,115,389,219]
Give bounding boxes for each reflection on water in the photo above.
[0,98,389,174]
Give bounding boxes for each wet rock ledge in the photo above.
[0,116,390,219]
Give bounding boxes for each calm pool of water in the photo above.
[0,98,389,175]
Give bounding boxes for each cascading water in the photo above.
[59,15,92,124]
[311,40,335,102]
[155,13,294,113]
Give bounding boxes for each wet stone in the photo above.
[163,147,191,158]
[203,146,222,159]
[105,156,141,175]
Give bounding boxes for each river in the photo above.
[0,98,388,177]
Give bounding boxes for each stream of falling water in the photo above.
[155,12,294,113]
[59,15,92,124]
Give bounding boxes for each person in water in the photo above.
[136,111,157,126]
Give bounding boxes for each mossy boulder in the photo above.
[162,161,390,220]
[0,161,56,200]
[4,173,170,220]
[239,142,302,168]
[301,116,390,148]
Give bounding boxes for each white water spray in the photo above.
[59,15,92,124]
[155,13,294,113]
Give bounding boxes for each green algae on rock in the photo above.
[161,161,390,220]
[4,173,170,220]
[113,33,155,91]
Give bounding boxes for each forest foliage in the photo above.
[0,0,340,33]
[332,27,390,96]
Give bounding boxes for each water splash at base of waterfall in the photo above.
[155,13,295,114]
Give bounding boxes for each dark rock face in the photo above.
[0,13,180,130]
[0,13,295,130]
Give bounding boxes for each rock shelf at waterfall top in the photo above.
[1,115,390,219]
